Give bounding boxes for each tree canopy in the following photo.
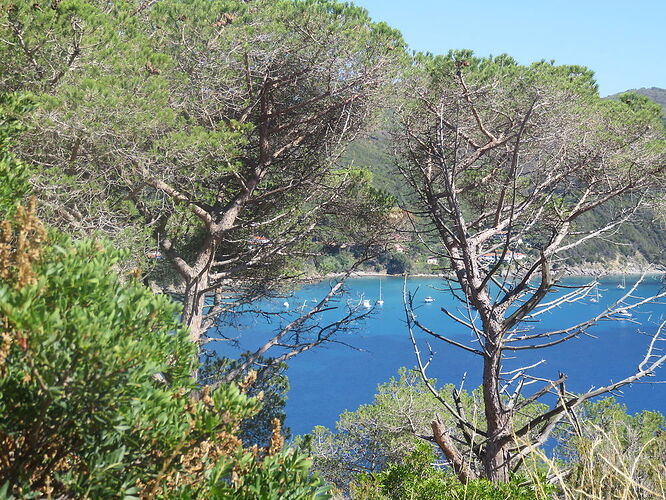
[5,0,406,373]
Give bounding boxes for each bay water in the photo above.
[215,275,666,436]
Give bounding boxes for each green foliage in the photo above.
[2,0,664,494]
[313,249,357,274]
[562,200,666,267]
[0,211,327,498]
[6,0,406,317]
[345,133,408,203]
[305,368,548,490]
[201,448,329,500]
[306,368,666,498]
[0,93,32,216]
[351,443,554,500]
[0,230,189,496]
[0,0,141,93]
[616,92,665,130]
[384,252,412,274]
[345,77,666,270]
[301,368,441,489]
[409,50,599,107]
[615,87,666,128]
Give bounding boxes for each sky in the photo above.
[351,0,665,96]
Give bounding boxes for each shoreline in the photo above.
[151,266,665,295]
[319,268,666,280]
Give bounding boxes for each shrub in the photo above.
[0,204,328,498]
[351,443,555,500]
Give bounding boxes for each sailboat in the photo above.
[376,280,384,306]
[616,308,632,319]
[617,275,626,290]
[590,285,600,303]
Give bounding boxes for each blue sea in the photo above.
[214,275,666,436]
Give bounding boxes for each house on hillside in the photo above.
[479,251,527,265]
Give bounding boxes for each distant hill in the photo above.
[345,130,399,195]
[579,87,666,266]
[346,87,666,268]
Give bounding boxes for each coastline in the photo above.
[321,265,666,280]
[151,263,665,295]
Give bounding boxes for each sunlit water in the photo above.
[213,275,666,436]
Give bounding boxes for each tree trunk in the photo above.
[181,237,217,345]
[181,272,208,344]
[481,322,511,483]
[432,420,477,483]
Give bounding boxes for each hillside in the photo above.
[347,88,666,268]
[346,130,404,199]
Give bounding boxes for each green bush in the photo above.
[0,93,32,216]
[352,443,554,500]
[0,206,328,498]
[385,252,412,275]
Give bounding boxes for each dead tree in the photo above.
[394,54,666,483]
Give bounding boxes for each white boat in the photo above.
[590,286,600,303]
[616,308,632,318]
[376,280,384,306]
[424,296,435,303]
[617,276,626,290]
[283,301,290,308]
[362,299,372,308]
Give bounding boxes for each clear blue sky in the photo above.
[351,0,665,96]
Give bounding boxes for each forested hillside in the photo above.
[348,88,666,269]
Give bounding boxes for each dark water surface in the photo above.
[215,275,666,436]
